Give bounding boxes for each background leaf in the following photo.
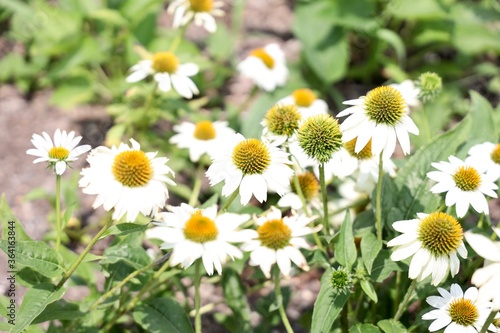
[334,211,356,270]
[133,298,194,333]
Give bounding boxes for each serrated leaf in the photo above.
[133,298,194,333]
[349,323,381,333]
[311,267,350,333]
[0,240,64,278]
[11,283,65,333]
[221,268,252,333]
[360,279,378,303]
[371,250,407,282]
[99,223,148,240]
[360,233,382,274]
[378,319,407,333]
[335,211,356,270]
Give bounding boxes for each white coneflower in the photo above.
[466,142,500,182]
[167,0,224,33]
[276,88,328,119]
[390,80,421,110]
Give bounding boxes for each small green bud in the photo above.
[297,114,342,163]
[330,266,353,294]
[416,72,442,102]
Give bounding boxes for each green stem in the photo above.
[479,309,497,333]
[189,162,204,207]
[55,174,62,251]
[233,86,259,117]
[57,219,114,288]
[340,301,349,333]
[393,272,402,314]
[319,163,330,236]
[375,153,384,241]
[273,265,294,333]
[169,23,190,53]
[421,104,432,144]
[194,260,202,333]
[219,188,239,212]
[394,279,417,321]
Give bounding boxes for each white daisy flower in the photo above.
[237,44,288,92]
[146,203,252,275]
[387,212,467,286]
[466,142,500,182]
[79,139,175,222]
[465,228,500,311]
[276,88,328,120]
[261,104,301,145]
[390,79,421,110]
[170,120,235,162]
[337,86,419,160]
[422,283,497,332]
[240,207,320,278]
[427,155,498,218]
[277,171,320,212]
[167,0,224,33]
[126,51,199,99]
[26,129,91,175]
[205,133,293,205]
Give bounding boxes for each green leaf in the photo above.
[1,194,31,241]
[16,267,51,287]
[33,299,83,324]
[0,240,65,278]
[49,76,94,108]
[370,250,407,282]
[389,0,449,19]
[335,211,356,270]
[360,233,382,274]
[207,24,235,61]
[376,29,406,64]
[11,283,65,333]
[311,267,350,333]
[88,8,128,26]
[378,319,407,333]
[133,298,194,333]
[349,323,381,333]
[371,174,398,230]
[240,93,279,139]
[100,223,148,240]
[360,279,378,303]
[101,244,151,270]
[221,268,252,333]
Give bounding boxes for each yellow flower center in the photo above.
[184,210,218,243]
[232,139,271,175]
[48,147,70,160]
[292,172,319,200]
[292,89,317,107]
[189,0,213,12]
[265,104,301,137]
[250,48,275,69]
[194,121,216,140]
[152,52,179,74]
[257,218,292,250]
[417,212,463,256]
[448,298,478,327]
[452,166,481,192]
[491,144,500,164]
[112,150,153,187]
[344,138,373,160]
[364,86,406,125]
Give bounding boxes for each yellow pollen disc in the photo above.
[292,89,317,107]
[152,52,179,74]
[112,150,153,187]
[250,48,275,69]
[344,138,373,160]
[194,121,216,140]
[184,211,218,243]
[257,218,292,250]
[453,166,481,191]
[491,144,500,164]
[48,146,70,160]
[232,139,271,175]
[189,0,213,12]
[417,212,462,256]
[364,86,406,125]
[292,172,319,200]
[448,298,478,327]
[265,104,301,137]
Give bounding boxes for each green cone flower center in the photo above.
[453,166,481,192]
[297,114,343,163]
[152,52,179,74]
[330,267,352,293]
[184,211,218,243]
[257,218,291,250]
[189,0,213,12]
[265,104,301,137]
[112,150,153,187]
[250,48,275,69]
[49,147,70,160]
[448,298,478,327]
[491,144,500,164]
[194,121,216,140]
[418,212,463,256]
[364,86,406,125]
[292,172,319,200]
[292,89,316,107]
[232,139,271,174]
[344,138,373,160]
